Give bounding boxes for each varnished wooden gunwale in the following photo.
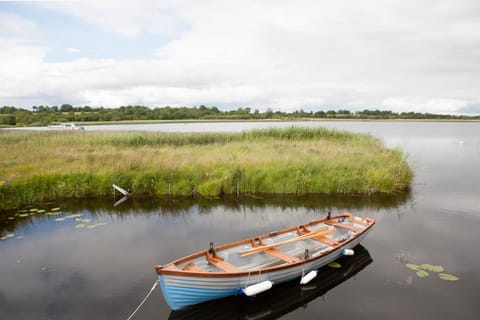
[154,213,375,278]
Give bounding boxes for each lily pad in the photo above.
[75,224,86,229]
[55,218,66,221]
[6,233,15,238]
[64,214,83,219]
[51,207,61,211]
[0,236,8,241]
[8,217,15,220]
[439,273,459,281]
[416,270,429,278]
[18,213,30,218]
[37,210,46,213]
[328,262,342,268]
[29,208,38,212]
[405,263,422,271]
[16,236,25,240]
[86,223,107,229]
[421,264,444,273]
[47,212,62,216]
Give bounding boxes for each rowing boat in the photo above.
[154,212,375,310]
[168,245,372,320]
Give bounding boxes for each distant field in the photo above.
[0,127,413,211]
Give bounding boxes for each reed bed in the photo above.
[0,127,412,210]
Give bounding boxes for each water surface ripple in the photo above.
[1,121,479,319]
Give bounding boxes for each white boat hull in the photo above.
[158,230,370,310]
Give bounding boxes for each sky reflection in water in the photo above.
[1,121,480,319]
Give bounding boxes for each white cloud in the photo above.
[66,47,80,53]
[0,12,49,105]
[1,0,480,114]
[36,0,188,37]
[381,98,473,115]
[0,11,39,38]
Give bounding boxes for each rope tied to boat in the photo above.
[125,280,159,320]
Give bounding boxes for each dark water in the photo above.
[1,121,480,319]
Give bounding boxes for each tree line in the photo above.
[0,104,479,126]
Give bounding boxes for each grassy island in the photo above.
[0,127,412,211]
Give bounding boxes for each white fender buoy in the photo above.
[342,248,354,256]
[242,280,273,296]
[300,270,318,285]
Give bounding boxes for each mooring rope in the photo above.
[125,280,159,320]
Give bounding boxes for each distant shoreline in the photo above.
[2,118,480,130]
[1,105,479,127]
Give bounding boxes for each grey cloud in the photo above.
[458,103,480,115]
[2,1,480,113]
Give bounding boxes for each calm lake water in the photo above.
[1,121,480,319]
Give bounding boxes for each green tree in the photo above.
[60,104,74,112]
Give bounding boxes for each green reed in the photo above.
[0,127,413,211]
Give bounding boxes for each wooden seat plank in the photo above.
[312,236,340,246]
[207,256,242,273]
[324,220,362,233]
[297,226,340,247]
[163,264,181,271]
[183,262,206,272]
[239,228,333,257]
[351,218,370,226]
[265,248,301,263]
[343,213,370,226]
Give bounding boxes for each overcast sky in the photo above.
[1,0,480,114]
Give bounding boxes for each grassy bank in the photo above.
[0,127,412,211]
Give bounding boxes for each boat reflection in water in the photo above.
[169,245,372,320]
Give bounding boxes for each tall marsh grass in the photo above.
[0,127,413,210]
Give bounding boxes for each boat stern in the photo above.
[157,273,240,310]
